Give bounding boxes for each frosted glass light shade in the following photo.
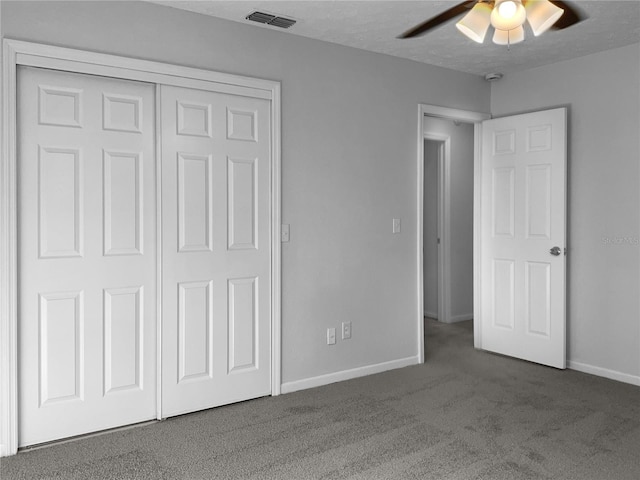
[526,0,564,36]
[492,25,525,45]
[456,2,492,43]
[491,0,526,31]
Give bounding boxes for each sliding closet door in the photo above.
[18,67,157,446]
[161,85,271,417]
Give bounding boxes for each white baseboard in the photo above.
[281,356,420,394]
[568,360,640,387]
[423,310,437,319]
[446,313,473,324]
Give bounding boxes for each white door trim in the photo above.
[416,104,490,363]
[1,39,282,456]
[423,133,451,324]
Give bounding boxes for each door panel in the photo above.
[161,85,271,417]
[178,280,213,382]
[38,146,83,257]
[18,67,156,446]
[480,108,566,368]
[103,150,143,255]
[228,276,259,373]
[103,286,143,393]
[38,291,83,406]
[177,153,213,252]
[228,157,258,250]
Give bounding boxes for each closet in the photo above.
[17,66,273,446]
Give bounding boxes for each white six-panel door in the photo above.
[480,108,567,368]
[160,85,272,417]
[18,67,157,446]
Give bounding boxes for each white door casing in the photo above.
[17,67,157,446]
[160,85,272,417]
[480,108,567,368]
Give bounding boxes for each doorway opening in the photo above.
[416,104,490,364]
[423,117,475,355]
[423,138,443,323]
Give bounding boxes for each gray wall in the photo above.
[1,1,490,385]
[423,118,475,322]
[491,43,640,379]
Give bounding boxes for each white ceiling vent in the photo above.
[246,11,296,29]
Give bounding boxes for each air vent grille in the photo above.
[246,11,296,29]
[269,17,296,29]
[246,11,276,24]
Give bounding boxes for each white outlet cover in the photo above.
[342,321,352,340]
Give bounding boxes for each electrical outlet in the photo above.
[327,327,336,345]
[342,321,352,340]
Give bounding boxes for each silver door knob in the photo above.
[550,246,561,256]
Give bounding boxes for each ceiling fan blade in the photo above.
[398,0,476,39]
[549,0,587,30]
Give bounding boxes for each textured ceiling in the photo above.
[153,0,640,76]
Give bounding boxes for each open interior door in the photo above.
[479,108,567,368]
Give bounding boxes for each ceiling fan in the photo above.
[398,0,586,46]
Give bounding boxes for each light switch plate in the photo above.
[392,218,401,234]
[281,224,290,243]
[327,327,336,345]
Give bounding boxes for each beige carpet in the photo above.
[2,319,639,479]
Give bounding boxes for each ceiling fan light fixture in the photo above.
[456,2,492,43]
[492,25,525,45]
[526,0,565,36]
[491,0,526,31]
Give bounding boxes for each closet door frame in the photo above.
[1,39,282,457]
